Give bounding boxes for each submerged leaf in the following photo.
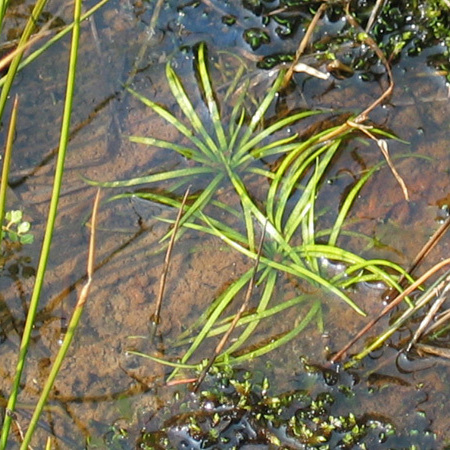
[88,43,414,369]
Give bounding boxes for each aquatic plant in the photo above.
[117,363,435,449]
[93,43,320,239]
[94,43,411,369]
[2,210,34,245]
[0,0,444,447]
[0,1,112,447]
[336,254,450,367]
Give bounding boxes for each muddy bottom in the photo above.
[0,0,449,448]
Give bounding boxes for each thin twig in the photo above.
[311,3,408,202]
[351,270,450,363]
[311,5,395,147]
[365,0,386,33]
[423,306,450,337]
[415,343,450,360]
[20,189,101,449]
[0,2,70,73]
[345,4,394,123]
[194,223,267,391]
[82,190,100,298]
[347,121,409,200]
[151,187,190,328]
[149,0,165,35]
[125,0,165,87]
[331,258,450,363]
[383,215,450,301]
[408,277,450,350]
[377,138,409,200]
[282,2,328,89]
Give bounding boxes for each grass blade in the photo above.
[0,0,112,89]
[20,190,100,449]
[175,293,312,347]
[159,173,225,242]
[236,69,285,151]
[275,141,338,233]
[166,63,221,158]
[195,224,266,389]
[236,110,322,164]
[328,161,382,246]
[196,43,227,153]
[127,87,216,160]
[0,0,48,121]
[0,0,82,444]
[223,267,277,356]
[0,96,19,242]
[84,166,214,188]
[203,213,365,315]
[127,351,200,370]
[226,300,321,364]
[284,141,340,242]
[129,135,209,163]
[168,268,255,380]
[266,126,349,223]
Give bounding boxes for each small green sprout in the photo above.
[3,210,34,245]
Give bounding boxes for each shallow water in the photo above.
[0,0,449,447]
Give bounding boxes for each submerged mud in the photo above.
[0,0,449,448]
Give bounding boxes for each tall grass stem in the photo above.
[0,95,18,242]
[0,0,111,89]
[0,0,82,444]
[19,190,100,449]
[0,0,48,121]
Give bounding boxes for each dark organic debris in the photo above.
[131,365,435,449]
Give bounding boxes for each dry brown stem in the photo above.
[152,187,191,327]
[194,223,266,391]
[282,2,328,89]
[331,258,450,363]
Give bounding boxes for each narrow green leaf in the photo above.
[175,294,312,347]
[235,110,322,163]
[202,213,365,315]
[284,141,340,241]
[175,269,254,370]
[166,63,221,157]
[84,166,214,188]
[223,268,277,356]
[249,135,298,160]
[266,125,349,222]
[129,135,208,163]
[159,173,225,242]
[328,161,382,246]
[11,0,82,445]
[236,70,285,150]
[225,300,321,364]
[127,87,216,160]
[129,351,200,370]
[197,43,227,152]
